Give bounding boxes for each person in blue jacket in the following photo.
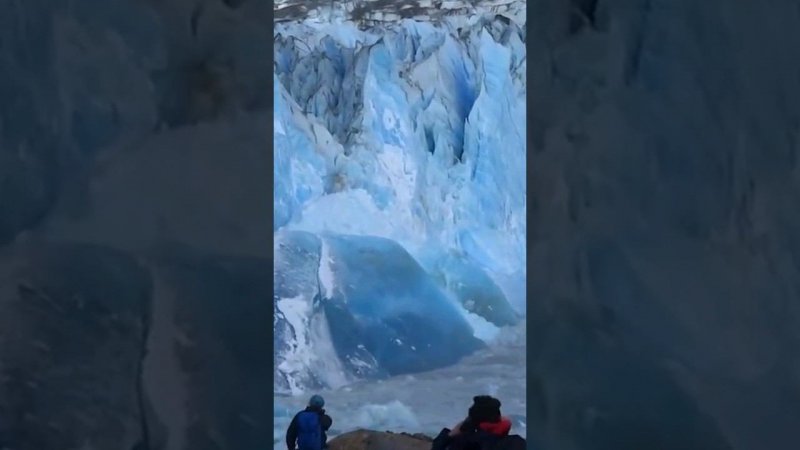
[286,394,333,450]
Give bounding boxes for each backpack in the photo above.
[296,410,322,450]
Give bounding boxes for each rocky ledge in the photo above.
[327,429,528,450]
[328,430,434,450]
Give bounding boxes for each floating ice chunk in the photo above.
[322,234,485,375]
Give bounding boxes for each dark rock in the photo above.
[328,430,432,450]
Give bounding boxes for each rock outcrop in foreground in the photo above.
[328,430,530,450]
[329,430,433,450]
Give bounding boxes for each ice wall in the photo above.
[273,13,527,392]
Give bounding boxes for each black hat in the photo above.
[468,395,502,423]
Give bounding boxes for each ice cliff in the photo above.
[273,12,527,393]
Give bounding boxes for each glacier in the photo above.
[273,11,526,394]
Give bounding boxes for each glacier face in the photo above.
[273,13,526,393]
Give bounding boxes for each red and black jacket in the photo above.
[459,416,513,436]
[477,417,512,436]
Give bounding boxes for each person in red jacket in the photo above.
[450,395,512,438]
[431,395,519,450]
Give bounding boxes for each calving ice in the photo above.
[273,0,526,446]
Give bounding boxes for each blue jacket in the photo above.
[286,407,333,450]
